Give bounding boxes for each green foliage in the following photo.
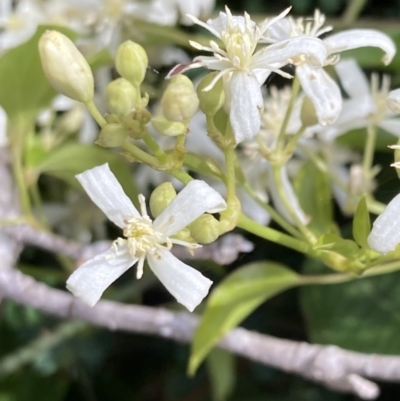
[352,196,371,249]
[189,263,300,375]
[206,349,236,401]
[294,160,334,236]
[301,259,400,354]
[0,25,77,122]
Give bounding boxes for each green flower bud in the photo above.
[96,123,127,148]
[197,72,225,116]
[149,182,177,217]
[106,78,139,116]
[161,75,199,122]
[151,115,187,136]
[190,214,220,244]
[300,96,319,127]
[115,41,148,87]
[39,30,94,103]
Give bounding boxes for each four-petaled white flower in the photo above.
[168,6,328,143]
[264,10,396,126]
[66,163,227,312]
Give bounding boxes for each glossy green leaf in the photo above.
[0,25,77,122]
[301,259,400,354]
[189,263,300,375]
[294,160,333,236]
[206,349,235,401]
[352,196,371,248]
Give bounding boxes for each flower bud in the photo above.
[96,123,127,148]
[197,72,225,116]
[161,75,199,122]
[106,78,139,116]
[151,115,187,136]
[150,182,177,217]
[39,30,94,103]
[115,41,148,87]
[300,96,319,127]
[190,214,220,244]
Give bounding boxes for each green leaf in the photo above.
[206,349,235,401]
[294,160,333,236]
[35,143,138,200]
[301,259,400,354]
[0,25,77,122]
[189,263,300,375]
[352,196,371,248]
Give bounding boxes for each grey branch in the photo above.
[1,267,400,399]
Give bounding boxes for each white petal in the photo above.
[268,166,308,226]
[334,58,370,98]
[296,64,342,126]
[0,107,8,147]
[368,193,400,254]
[66,245,135,307]
[252,36,327,69]
[76,163,139,229]
[387,89,400,114]
[324,29,396,65]
[378,118,400,136]
[147,249,212,312]
[229,71,263,143]
[153,180,227,236]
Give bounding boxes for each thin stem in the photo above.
[276,76,301,153]
[242,182,303,239]
[170,168,193,184]
[122,140,160,167]
[224,147,236,202]
[362,123,377,180]
[85,99,107,128]
[142,129,166,159]
[272,165,316,244]
[237,214,311,255]
[342,0,368,25]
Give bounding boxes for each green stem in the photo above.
[276,76,301,153]
[362,123,377,180]
[342,0,368,25]
[170,168,193,184]
[272,165,316,244]
[142,129,166,159]
[237,214,311,254]
[242,182,303,239]
[224,147,236,202]
[85,99,107,128]
[122,140,160,167]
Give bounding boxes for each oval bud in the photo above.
[115,41,148,87]
[197,72,225,116]
[190,214,220,244]
[39,30,94,103]
[96,123,127,148]
[149,182,177,217]
[106,78,138,116]
[161,75,199,122]
[151,115,187,136]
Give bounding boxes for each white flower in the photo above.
[368,193,400,254]
[169,7,327,143]
[387,88,400,114]
[313,59,400,141]
[265,10,396,126]
[66,163,227,312]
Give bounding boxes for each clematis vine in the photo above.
[66,163,227,312]
[169,7,328,143]
[265,10,396,126]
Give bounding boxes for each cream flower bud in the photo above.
[161,75,199,122]
[150,182,177,217]
[96,123,127,148]
[39,30,94,103]
[387,89,400,114]
[115,41,148,87]
[190,214,220,244]
[106,78,139,116]
[197,72,225,116]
